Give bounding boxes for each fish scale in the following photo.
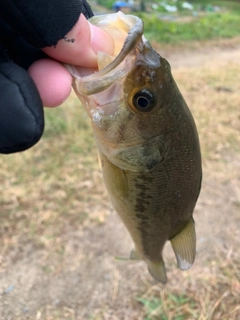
[67,12,202,283]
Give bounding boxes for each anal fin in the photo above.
[146,258,167,284]
[170,218,196,270]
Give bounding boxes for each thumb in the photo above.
[42,14,114,68]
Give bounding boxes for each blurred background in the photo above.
[0,1,240,319]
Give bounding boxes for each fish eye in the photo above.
[131,89,155,113]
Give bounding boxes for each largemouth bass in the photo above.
[67,12,202,283]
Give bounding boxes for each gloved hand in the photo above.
[0,0,113,154]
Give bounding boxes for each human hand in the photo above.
[0,0,114,153]
[29,13,114,108]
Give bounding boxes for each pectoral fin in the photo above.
[99,151,128,198]
[170,218,196,270]
[146,258,167,284]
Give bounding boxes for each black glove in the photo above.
[0,0,93,154]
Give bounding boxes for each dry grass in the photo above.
[0,95,109,251]
[0,41,240,319]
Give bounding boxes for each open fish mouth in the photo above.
[66,12,143,95]
[66,12,160,118]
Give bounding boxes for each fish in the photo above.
[67,12,202,283]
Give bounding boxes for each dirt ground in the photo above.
[0,39,240,320]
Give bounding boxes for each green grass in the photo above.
[94,0,240,14]
[95,0,115,10]
[137,293,197,320]
[137,11,240,43]
[194,0,240,12]
[93,0,240,44]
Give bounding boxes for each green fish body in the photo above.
[68,12,202,283]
